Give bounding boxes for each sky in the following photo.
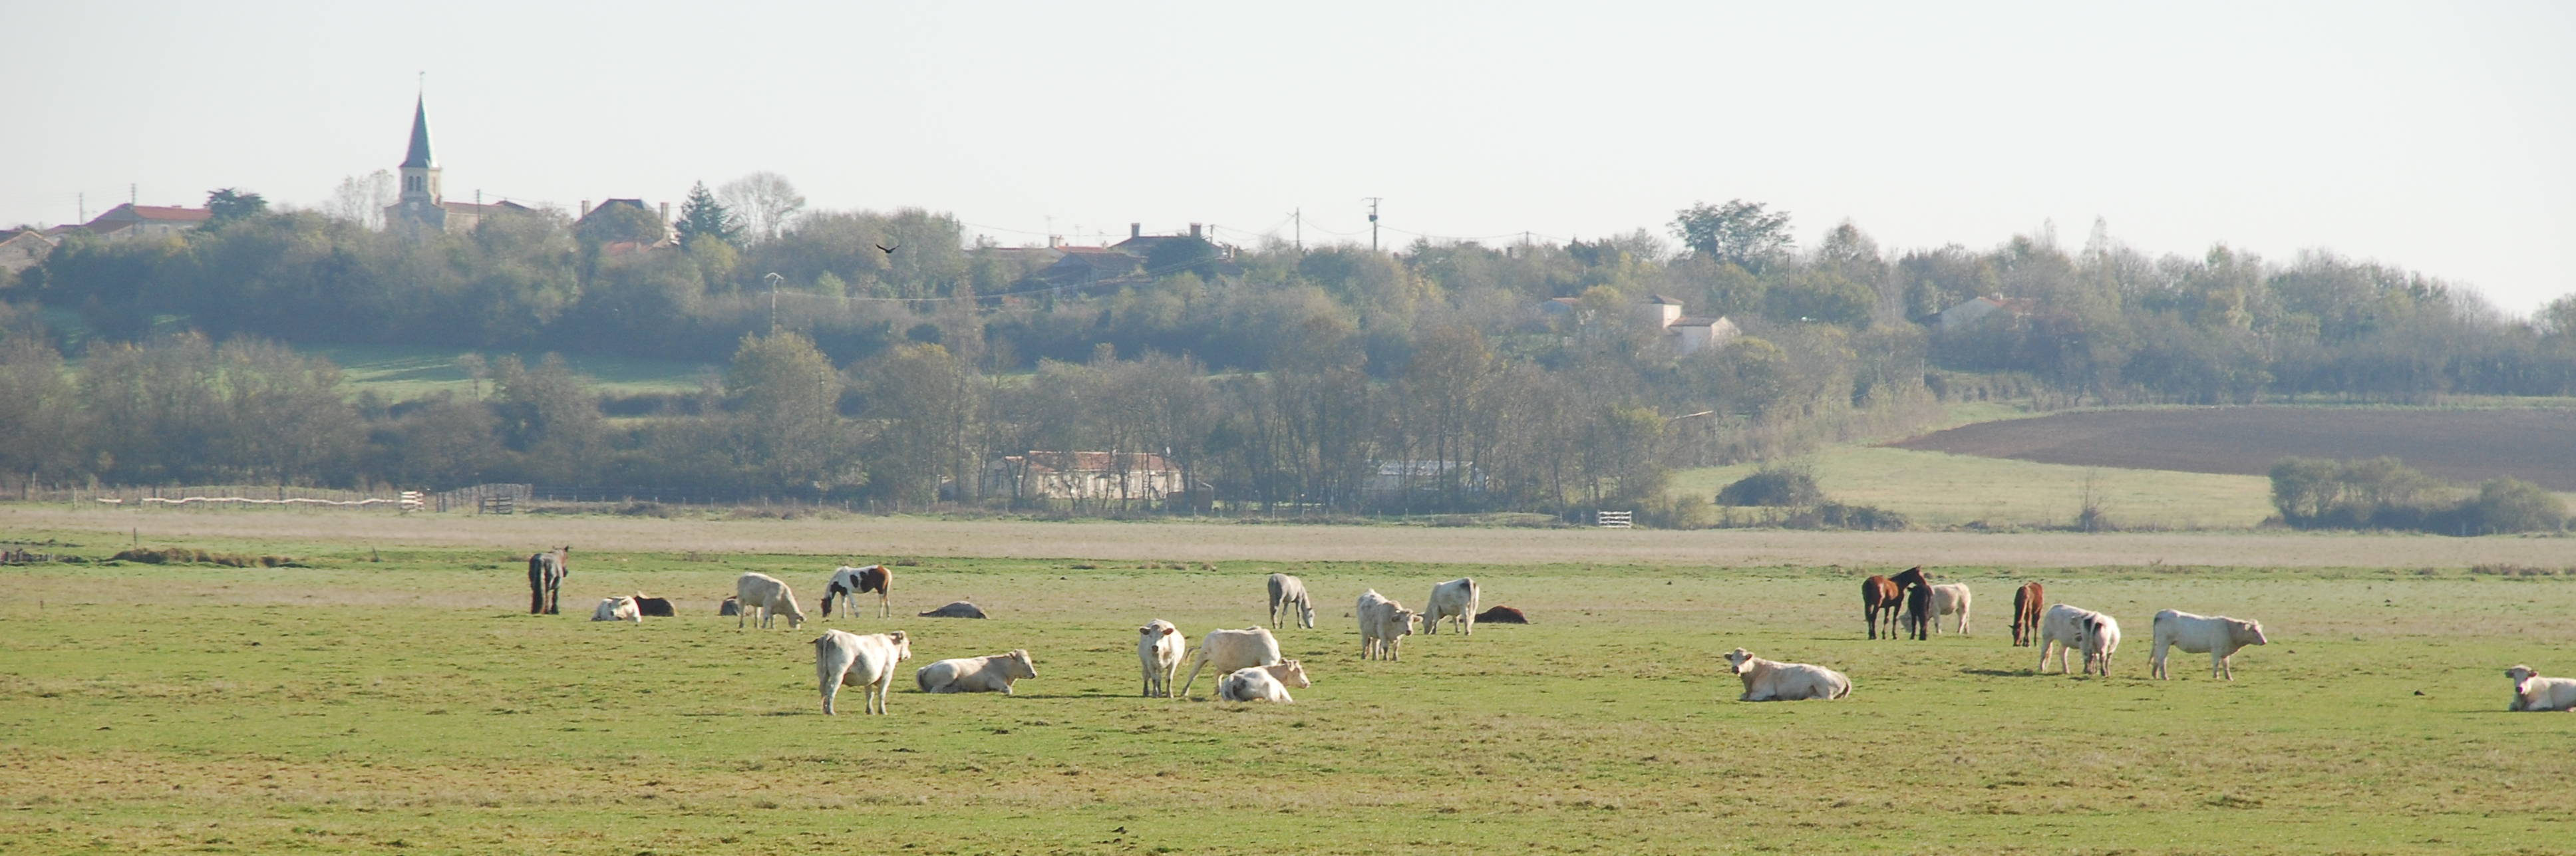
[5,1,2571,314]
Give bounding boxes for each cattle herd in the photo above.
[532,553,2576,714]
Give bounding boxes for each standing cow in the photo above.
[2009,582,2045,647]
[1138,619,1186,698]
[822,564,893,619]
[1356,589,1420,661]
[526,545,570,615]
[814,629,911,715]
[1178,627,1285,699]
[2037,603,2122,676]
[2150,610,2267,680]
[1423,577,1480,635]
[735,572,807,630]
[1267,573,1315,630]
[1907,583,1971,636]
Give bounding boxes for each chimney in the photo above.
[579,200,590,218]
[1048,235,1062,248]
[1189,223,1202,239]
[659,202,671,223]
[1130,222,1142,239]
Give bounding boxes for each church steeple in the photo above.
[397,95,442,204]
[401,96,434,168]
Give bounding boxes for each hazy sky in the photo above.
[6,1,2571,313]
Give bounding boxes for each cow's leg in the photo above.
[1177,657,1210,698]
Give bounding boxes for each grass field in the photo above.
[1893,405,2576,491]
[1668,447,2278,529]
[309,343,711,400]
[5,516,2576,854]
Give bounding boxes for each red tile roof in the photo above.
[122,205,212,222]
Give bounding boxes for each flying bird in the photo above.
[876,243,898,255]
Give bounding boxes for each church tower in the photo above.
[386,95,449,237]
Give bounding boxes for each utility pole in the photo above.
[130,184,136,205]
[1293,208,1302,251]
[1363,197,1380,252]
[77,192,84,223]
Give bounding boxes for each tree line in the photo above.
[5,184,2574,511]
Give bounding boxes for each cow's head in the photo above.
[1140,620,1176,640]
[886,630,911,660]
[1005,649,1038,680]
[1299,602,1317,625]
[1393,609,1420,637]
[2235,619,2268,646]
[1273,659,1311,688]
[1724,648,1756,674]
[2507,664,2539,696]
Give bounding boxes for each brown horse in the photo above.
[1862,575,1903,639]
[2010,582,2044,646]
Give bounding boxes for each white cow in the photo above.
[1177,627,1284,698]
[1906,583,1971,635]
[2036,603,2122,676]
[1723,648,1850,701]
[1217,660,1312,703]
[1267,573,1315,629]
[916,650,1039,694]
[2505,665,2576,712]
[735,572,807,630]
[814,629,911,715]
[1423,577,1480,635]
[2150,609,2268,680]
[1138,619,1186,698]
[1356,589,1420,661]
[589,596,640,623]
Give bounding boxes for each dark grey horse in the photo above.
[527,546,570,614]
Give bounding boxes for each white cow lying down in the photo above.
[1217,660,1311,702]
[2150,609,2267,680]
[917,649,1039,694]
[589,596,640,623]
[1724,648,1850,701]
[2506,665,2576,712]
[814,629,911,715]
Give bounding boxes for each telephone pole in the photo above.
[1292,208,1301,251]
[1363,197,1380,252]
[764,271,783,330]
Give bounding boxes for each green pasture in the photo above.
[309,343,711,401]
[5,541,2573,854]
[1670,446,2280,530]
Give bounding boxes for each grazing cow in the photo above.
[1217,660,1311,703]
[734,572,807,630]
[2505,665,2576,712]
[589,596,640,623]
[2150,610,2269,680]
[1355,589,1421,661]
[1861,575,1902,639]
[1267,573,1316,629]
[823,564,893,619]
[1177,627,1285,698]
[526,546,570,615]
[630,595,675,617]
[1138,619,1186,698]
[1907,583,1971,636]
[814,629,911,715]
[917,601,987,619]
[2036,604,2122,676]
[1724,648,1851,701]
[915,650,1039,694]
[1423,577,1481,635]
[2010,583,2045,647]
[718,596,741,617]
[1474,605,1529,624]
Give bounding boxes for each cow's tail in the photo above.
[1832,678,1852,700]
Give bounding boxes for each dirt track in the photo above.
[1891,406,2576,490]
[7,505,2569,569]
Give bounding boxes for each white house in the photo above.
[985,451,1188,501]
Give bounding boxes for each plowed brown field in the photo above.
[1891,406,2576,489]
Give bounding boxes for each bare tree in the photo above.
[327,170,396,230]
[718,172,807,245]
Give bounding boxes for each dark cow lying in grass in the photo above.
[1473,605,1529,624]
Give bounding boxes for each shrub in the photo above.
[1786,501,1911,531]
[2462,478,2566,534]
[1717,464,1823,507]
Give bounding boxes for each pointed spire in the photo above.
[401,96,434,169]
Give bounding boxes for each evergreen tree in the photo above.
[674,181,742,247]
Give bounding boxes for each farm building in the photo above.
[985,451,1190,501]
[1539,294,1738,356]
[1937,294,2036,331]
